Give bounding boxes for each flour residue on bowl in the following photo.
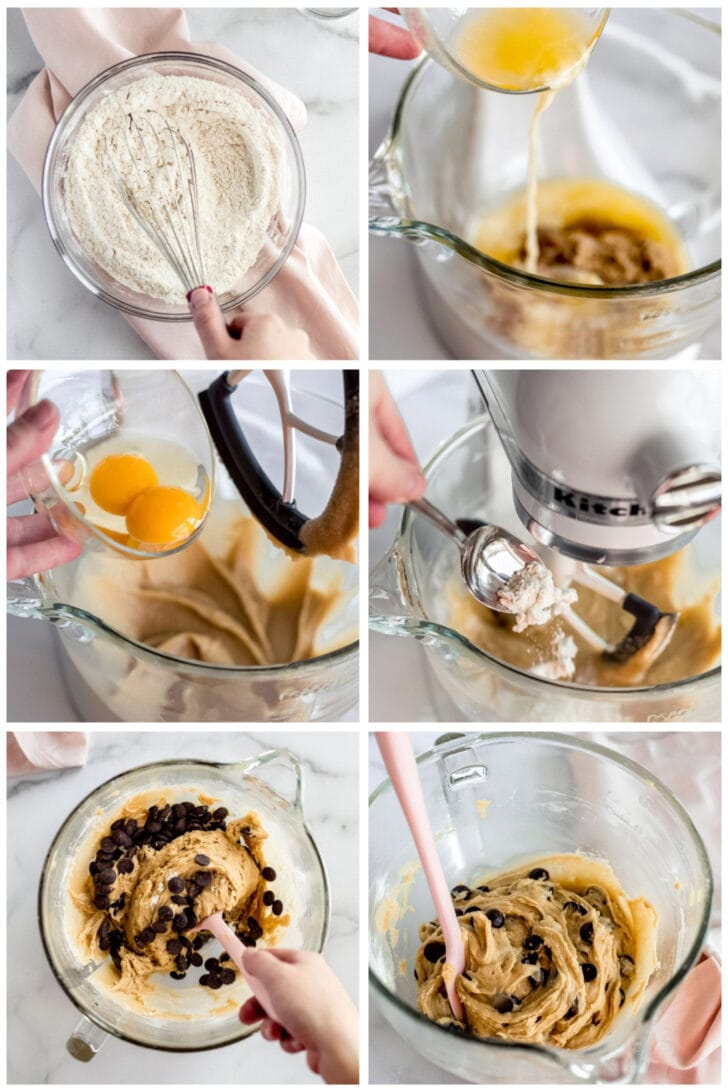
[375,858,420,952]
[65,74,281,302]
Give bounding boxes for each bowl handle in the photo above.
[66,1016,108,1061]
[7,574,94,640]
[234,749,305,816]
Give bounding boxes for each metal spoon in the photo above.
[407,496,543,610]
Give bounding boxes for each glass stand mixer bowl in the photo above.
[369,733,712,1084]
[370,413,720,723]
[369,9,720,359]
[40,750,329,1057]
[9,372,358,722]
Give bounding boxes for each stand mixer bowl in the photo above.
[9,374,358,722]
[370,414,720,722]
[40,751,329,1056]
[369,732,712,1084]
[369,9,720,359]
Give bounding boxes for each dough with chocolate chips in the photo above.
[72,796,282,1008]
[416,856,658,1048]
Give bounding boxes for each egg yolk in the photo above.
[90,454,158,515]
[126,486,202,546]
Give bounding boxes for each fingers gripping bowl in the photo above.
[42,52,305,320]
[39,753,329,1054]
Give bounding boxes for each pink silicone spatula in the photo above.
[375,732,465,1021]
[190,911,280,1024]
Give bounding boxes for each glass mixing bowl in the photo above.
[42,52,306,320]
[15,370,216,561]
[370,415,720,722]
[369,9,721,359]
[8,374,358,722]
[402,7,609,94]
[369,732,713,1084]
[40,750,329,1057]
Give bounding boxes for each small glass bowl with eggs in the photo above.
[14,371,216,562]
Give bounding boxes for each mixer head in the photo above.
[473,369,721,566]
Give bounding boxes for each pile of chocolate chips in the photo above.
[89,801,283,990]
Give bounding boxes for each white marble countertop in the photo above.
[368,729,721,1084]
[369,9,720,361]
[7,7,359,360]
[7,729,359,1083]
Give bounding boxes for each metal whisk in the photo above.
[107,110,206,296]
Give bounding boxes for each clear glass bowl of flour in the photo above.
[42,52,305,321]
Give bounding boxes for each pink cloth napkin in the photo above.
[648,954,722,1084]
[7,731,88,775]
[8,7,358,359]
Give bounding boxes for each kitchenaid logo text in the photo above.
[551,487,647,520]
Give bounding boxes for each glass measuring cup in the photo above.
[14,370,216,562]
[370,414,720,723]
[403,7,609,93]
[39,750,329,1057]
[369,732,713,1083]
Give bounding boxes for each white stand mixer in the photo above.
[473,369,721,671]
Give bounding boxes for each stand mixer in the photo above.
[473,369,721,674]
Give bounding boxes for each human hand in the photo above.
[369,9,421,59]
[7,371,81,581]
[369,372,425,527]
[239,949,358,1084]
[189,288,314,360]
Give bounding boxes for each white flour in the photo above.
[65,75,281,302]
[532,633,578,681]
[497,560,577,633]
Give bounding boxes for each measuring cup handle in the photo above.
[66,1016,108,1061]
[234,749,305,816]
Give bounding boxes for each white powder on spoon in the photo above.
[65,75,282,302]
[497,560,577,633]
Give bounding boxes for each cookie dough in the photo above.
[70,505,355,667]
[73,794,286,1006]
[448,548,720,687]
[416,856,658,1048]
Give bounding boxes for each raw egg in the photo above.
[126,485,203,546]
[90,454,158,515]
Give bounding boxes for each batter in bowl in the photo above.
[416,856,658,1048]
[65,75,281,302]
[72,791,286,1007]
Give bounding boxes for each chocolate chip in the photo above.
[218,953,230,962]
[521,952,539,965]
[580,922,594,944]
[193,936,205,951]
[94,894,110,910]
[190,952,203,967]
[117,858,134,875]
[262,866,276,882]
[564,1000,579,1020]
[199,973,211,986]
[195,854,211,866]
[126,818,138,834]
[166,939,182,956]
[158,905,174,922]
[424,941,446,962]
[563,900,587,915]
[204,957,220,971]
[450,884,470,898]
[171,895,187,905]
[147,820,162,834]
[187,882,200,899]
[100,837,116,853]
[477,885,490,893]
[193,871,212,889]
[186,911,198,929]
[241,937,256,947]
[176,955,189,972]
[173,912,189,931]
[168,876,184,894]
[212,807,229,821]
[247,917,263,938]
[454,909,464,917]
[262,891,275,906]
[170,971,186,980]
[485,909,505,928]
[494,996,513,1014]
[152,921,168,935]
[543,946,552,959]
[524,934,543,951]
[463,906,481,915]
[97,868,116,886]
[207,974,222,989]
[528,868,550,881]
[272,900,283,916]
[581,962,598,982]
[220,968,235,985]
[140,927,156,944]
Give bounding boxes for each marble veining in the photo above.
[7,730,359,1084]
[7,7,359,360]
